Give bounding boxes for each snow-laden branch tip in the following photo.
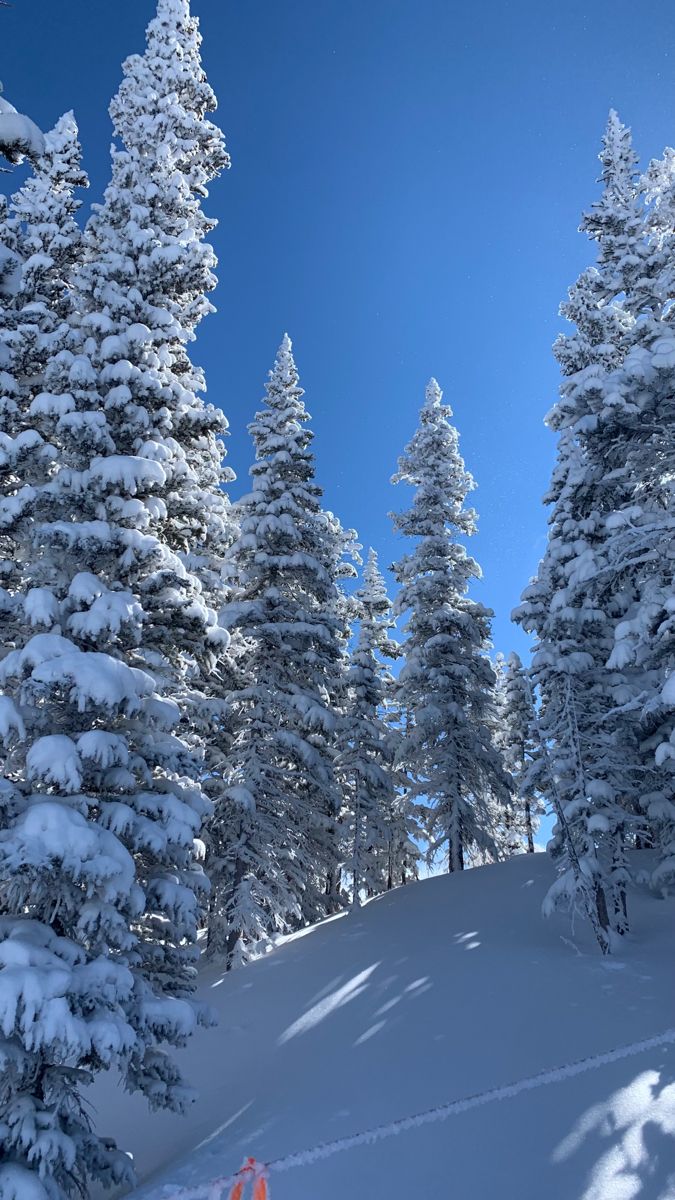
[0,94,45,164]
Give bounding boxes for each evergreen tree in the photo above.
[490,653,524,858]
[515,112,650,945]
[82,0,235,605]
[338,548,405,903]
[0,2,231,1192]
[83,0,239,884]
[0,115,139,1200]
[207,335,354,964]
[9,112,87,319]
[391,379,511,873]
[0,114,89,770]
[497,652,545,854]
[591,138,675,893]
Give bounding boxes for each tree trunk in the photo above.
[225,924,240,971]
[595,880,610,934]
[448,809,464,872]
[610,826,629,935]
[224,842,246,971]
[525,801,535,854]
[352,787,361,908]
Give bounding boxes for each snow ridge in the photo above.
[143,1026,675,1199]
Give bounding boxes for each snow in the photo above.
[661,672,675,706]
[0,802,135,900]
[24,587,60,628]
[0,1163,51,1200]
[0,632,76,681]
[29,392,76,418]
[90,854,675,1200]
[88,455,167,495]
[0,108,46,162]
[68,591,143,640]
[0,245,21,299]
[0,696,26,745]
[26,735,82,793]
[77,731,130,769]
[31,650,156,714]
[68,572,104,605]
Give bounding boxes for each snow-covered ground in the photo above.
[91,854,675,1200]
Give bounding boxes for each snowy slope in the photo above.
[91,854,675,1200]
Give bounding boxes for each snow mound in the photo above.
[91,854,675,1200]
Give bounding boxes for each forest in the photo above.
[0,2,674,1199]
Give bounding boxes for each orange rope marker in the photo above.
[227,1158,269,1200]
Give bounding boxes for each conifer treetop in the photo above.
[578,107,646,295]
[599,109,639,196]
[248,333,317,480]
[112,0,230,192]
[361,546,389,608]
[391,376,477,544]
[268,333,303,397]
[9,111,88,311]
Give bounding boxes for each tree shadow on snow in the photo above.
[552,1046,675,1200]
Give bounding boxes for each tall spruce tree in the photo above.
[391,379,511,872]
[0,2,232,1194]
[490,653,526,858]
[0,114,89,783]
[338,548,405,903]
[207,335,354,964]
[590,138,675,893]
[497,652,545,854]
[515,112,651,945]
[82,0,234,606]
[82,0,239,881]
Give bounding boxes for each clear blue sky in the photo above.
[4,0,675,655]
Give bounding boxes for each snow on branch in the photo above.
[0,93,45,166]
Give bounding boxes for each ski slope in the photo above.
[90,854,675,1200]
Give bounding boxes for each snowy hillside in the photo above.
[91,855,675,1200]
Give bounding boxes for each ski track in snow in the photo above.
[147,1026,675,1200]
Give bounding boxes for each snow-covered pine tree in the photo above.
[94,0,229,340]
[579,109,651,309]
[9,113,87,320]
[589,138,675,893]
[82,0,235,609]
[515,112,651,946]
[338,548,406,903]
[82,0,239,887]
[319,507,361,913]
[0,269,212,1196]
[207,335,354,964]
[0,113,89,783]
[0,118,141,1200]
[391,378,511,873]
[1,111,87,444]
[0,159,182,1200]
[362,555,420,892]
[489,653,525,858]
[0,4,232,1193]
[497,652,545,854]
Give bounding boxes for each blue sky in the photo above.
[3,0,675,655]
